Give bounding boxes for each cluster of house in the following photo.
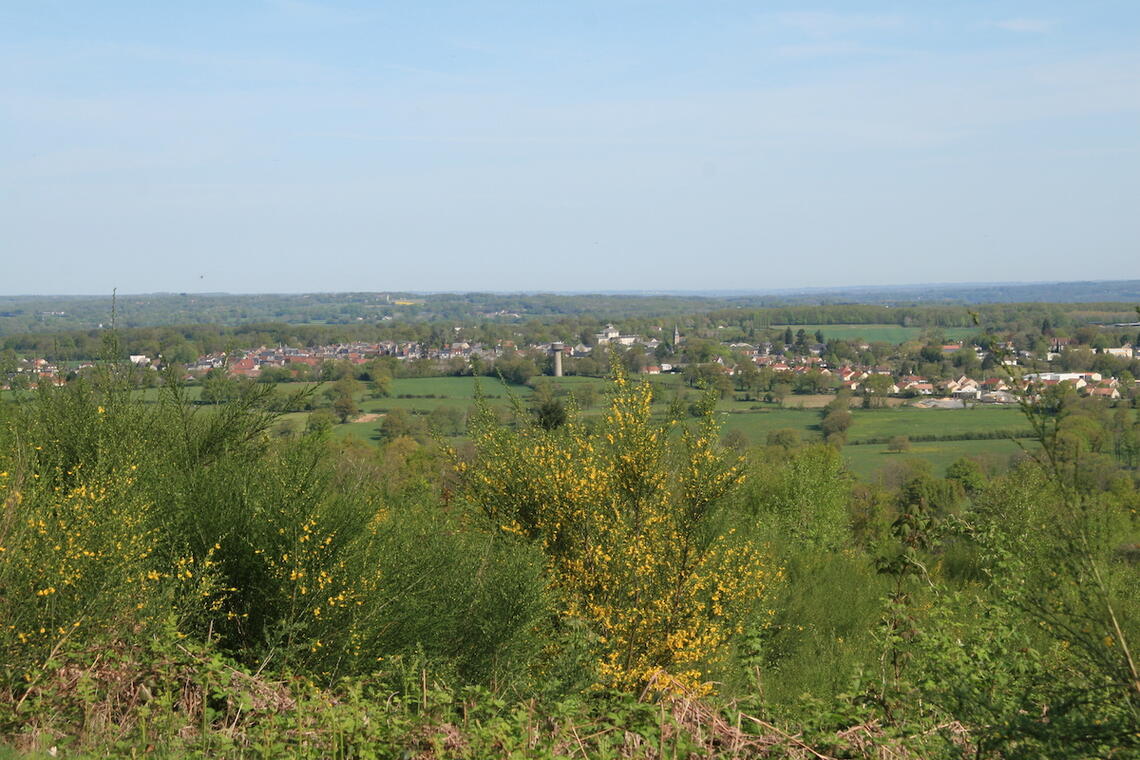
[3,325,1136,403]
[173,326,677,380]
[184,340,508,378]
[3,353,172,388]
[1,357,71,388]
[1021,372,1126,400]
[1046,338,1138,361]
[831,371,1123,402]
[160,324,672,380]
[701,337,1135,403]
[731,354,1129,404]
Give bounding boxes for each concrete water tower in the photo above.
[551,342,564,377]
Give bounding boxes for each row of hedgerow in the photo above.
[846,428,1035,445]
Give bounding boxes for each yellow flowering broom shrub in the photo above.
[2,375,550,701]
[463,368,769,693]
[0,462,220,696]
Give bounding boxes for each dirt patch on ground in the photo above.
[351,413,383,423]
[781,394,842,408]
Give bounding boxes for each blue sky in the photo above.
[2,1,1138,294]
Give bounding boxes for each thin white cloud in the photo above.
[992,18,1054,33]
[263,0,364,25]
[0,40,347,89]
[772,11,904,38]
[771,42,880,59]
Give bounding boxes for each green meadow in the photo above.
[843,437,1031,480]
[716,403,1030,445]
[338,375,610,441]
[846,405,1030,441]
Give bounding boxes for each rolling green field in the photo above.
[846,405,1030,441]
[843,437,1032,480]
[771,324,979,344]
[360,375,610,413]
[340,375,611,442]
[365,376,520,410]
[716,403,1031,445]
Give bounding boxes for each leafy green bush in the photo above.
[741,444,851,550]
[2,370,553,700]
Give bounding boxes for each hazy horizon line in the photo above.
[3,278,1139,300]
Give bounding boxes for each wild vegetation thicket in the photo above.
[1,347,1138,757]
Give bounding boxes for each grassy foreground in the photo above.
[1,367,1137,758]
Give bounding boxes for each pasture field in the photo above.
[846,405,1030,442]
[843,437,1032,480]
[770,324,979,344]
[334,417,384,441]
[364,376,518,412]
[715,403,1031,445]
[717,407,821,441]
[344,375,612,440]
[361,375,609,412]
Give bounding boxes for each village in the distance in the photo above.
[7,318,1138,405]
